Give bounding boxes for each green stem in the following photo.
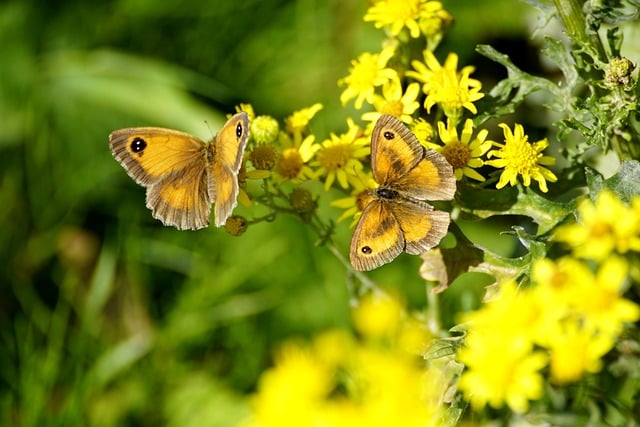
[425,282,443,336]
[552,0,608,63]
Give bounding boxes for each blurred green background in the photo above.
[0,0,530,425]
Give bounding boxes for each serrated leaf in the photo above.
[587,160,640,202]
[430,223,539,291]
[457,183,573,235]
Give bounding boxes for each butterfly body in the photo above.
[109,112,249,230]
[350,114,456,271]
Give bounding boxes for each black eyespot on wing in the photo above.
[383,131,395,140]
[235,122,243,139]
[361,246,372,254]
[130,137,147,154]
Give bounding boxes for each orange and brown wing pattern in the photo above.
[388,198,450,255]
[109,127,205,186]
[109,127,211,230]
[350,199,404,271]
[370,114,424,187]
[209,112,250,227]
[392,150,456,201]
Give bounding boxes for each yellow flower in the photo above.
[418,1,453,40]
[244,300,444,427]
[250,115,279,144]
[571,256,640,336]
[529,257,593,343]
[235,103,256,121]
[486,123,557,192]
[457,281,547,412]
[353,294,404,339]
[364,0,424,38]
[530,256,639,383]
[547,321,614,384]
[274,134,318,182]
[312,119,370,191]
[248,342,332,427]
[330,172,376,225]
[458,330,547,413]
[412,118,435,147]
[436,118,491,181]
[553,190,640,260]
[339,46,398,109]
[285,103,323,137]
[361,77,420,124]
[406,51,484,121]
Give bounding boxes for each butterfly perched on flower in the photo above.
[350,114,456,271]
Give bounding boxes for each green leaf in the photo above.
[457,183,573,235]
[586,160,640,202]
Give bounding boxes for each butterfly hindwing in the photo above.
[146,166,212,230]
[392,150,456,201]
[387,197,451,255]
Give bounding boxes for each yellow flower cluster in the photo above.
[243,296,446,427]
[457,189,640,412]
[241,0,561,232]
[553,189,640,259]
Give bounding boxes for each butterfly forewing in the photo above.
[350,200,404,271]
[208,112,249,226]
[214,112,249,174]
[109,128,206,186]
[371,114,425,187]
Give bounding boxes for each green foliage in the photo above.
[2,0,640,425]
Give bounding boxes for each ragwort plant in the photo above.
[222,1,640,425]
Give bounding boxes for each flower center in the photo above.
[317,143,352,172]
[249,143,277,170]
[441,140,471,169]
[502,137,540,174]
[276,148,303,179]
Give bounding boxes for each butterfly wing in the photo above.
[350,198,404,271]
[209,112,250,227]
[109,127,211,230]
[392,150,456,201]
[146,166,211,230]
[371,115,455,200]
[370,114,424,186]
[388,197,451,255]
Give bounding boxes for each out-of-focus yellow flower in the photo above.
[285,103,323,138]
[553,190,640,260]
[353,294,404,339]
[244,299,444,427]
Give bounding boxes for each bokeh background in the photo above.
[1,0,535,425]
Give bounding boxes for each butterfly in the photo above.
[109,112,249,230]
[349,114,456,271]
